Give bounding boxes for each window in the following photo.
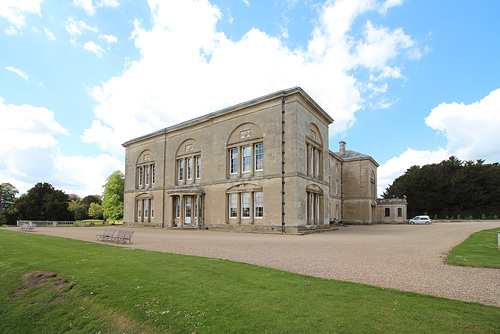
[229,193,238,218]
[398,208,402,218]
[187,158,192,180]
[176,197,180,218]
[254,192,263,218]
[335,180,339,195]
[151,199,154,218]
[230,148,238,174]
[195,156,201,179]
[241,193,250,218]
[385,208,391,217]
[151,165,156,184]
[242,146,251,173]
[145,166,150,186]
[178,160,184,181]
[144,200,148,218]
[137,200,142,219]
[255,143,263,170]
[138,167,143,187]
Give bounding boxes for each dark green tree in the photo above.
[68,195,102,220]
[0,183,19,211]
[383,157,500,218]
[12,183,73,221]
[102,171,124,221]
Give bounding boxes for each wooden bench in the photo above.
[110,230,134,244]
[96,229,115,241]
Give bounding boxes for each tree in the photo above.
[384,157,500,218]
[88,202,104,220]
[102,171,124,221]
[0,183,19,211]
[12,183,73,221]
[68,195,102,220]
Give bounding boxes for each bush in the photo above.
[433,214,438,220]
[494,215,499,220]
[468,215,473,220]
[482,214,487,220]
[445,215,449,220]
[457,214,462,220]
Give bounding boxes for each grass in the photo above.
[0,230,499,333]
[446,227,500,268]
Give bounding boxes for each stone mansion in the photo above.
[122,87,407,233]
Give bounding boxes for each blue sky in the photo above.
[1,0,499,197]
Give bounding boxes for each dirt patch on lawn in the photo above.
[9,270,69,303]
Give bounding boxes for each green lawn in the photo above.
[446,227,500,268]
[1,230,498,333]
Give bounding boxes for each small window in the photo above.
[254,192,263,218]
[385,208,390,217]
[242,146,251,173]
[230,148,238,174]
[241,193,250,218]
[229,193,238,218]
[138,167,143,187]
[186,158,192,180]
[145,166,150,186]
[398,208,402,218]
[151,165,156,184]
[255,143,264,171]
[151,199,154,218]
[195,156,201,179]
[178,160,184,181]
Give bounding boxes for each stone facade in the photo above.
[377,198,408,223]
[122,87,406,232]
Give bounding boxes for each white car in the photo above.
[409,215,432,224]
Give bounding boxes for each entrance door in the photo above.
[185,197,192,225]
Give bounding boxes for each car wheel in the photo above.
[425,221,429,225]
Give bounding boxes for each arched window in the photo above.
[176,139,202,185]
[136,150,156,189]
[226,123,264,178]
[136,194,154,223]
[385,208,391,217]
[306,184,323,225]
[305,124,323,180]
[226,183,264,224]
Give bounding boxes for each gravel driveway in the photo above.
[12,221,500,307]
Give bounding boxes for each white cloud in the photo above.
[5,66,29,80]
[74,0,95,15]
[425,88,500,163]
[0,0,43,27]
[378,88,500,196]
[99,33,117,43]
[83,0,420,155]
[83,40,105,56]
[377,148,448,196]
[65,17,98,35]
[44,27,56,41]
[0,97,122,196]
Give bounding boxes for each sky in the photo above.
[1,0,499,198]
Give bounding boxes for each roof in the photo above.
[122,87,333,147]
[330,150,380,167]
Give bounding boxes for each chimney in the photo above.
[339,141,346,152]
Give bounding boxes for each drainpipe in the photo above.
[281,95,286,233]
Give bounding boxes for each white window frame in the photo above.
[195,156,201,179]
[229,193,238,218]
[187,158,192,180]
[242,146,251,173]
[230,148,238,174]
[137,200,142,219]
[151,164,156,185]
[241,193,250,218]
[144,200,148,218]
[138,167,143,187]
[151,199,154,218]
[255,143,263,171]
[178,159,184,181]
[145,165,150,186]
[254,192,263,218]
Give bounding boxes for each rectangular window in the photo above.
[242,146,251,173]
[229,193,238,218]
[151,199,154,218]
[335,180,339,195]
[144,200,148,218]
[176,197,180,218]
[398,208,402,217]
[385,208,390,217]
[178,159,184,181]
[194,199,198,218]
[310,147,314,176]
[145,166,150,186]
[151,164,156,184]
[138,167,143,187]
[187,158,192,180]
[255,143,263,171]
[241,193,250,218]
[254,192,263,218]
[137,200,142,219]
[195,156,201,179]
[230,148,238,174]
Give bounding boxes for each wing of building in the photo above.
[122,87,407,232]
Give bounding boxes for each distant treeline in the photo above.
[383,156,500,219]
